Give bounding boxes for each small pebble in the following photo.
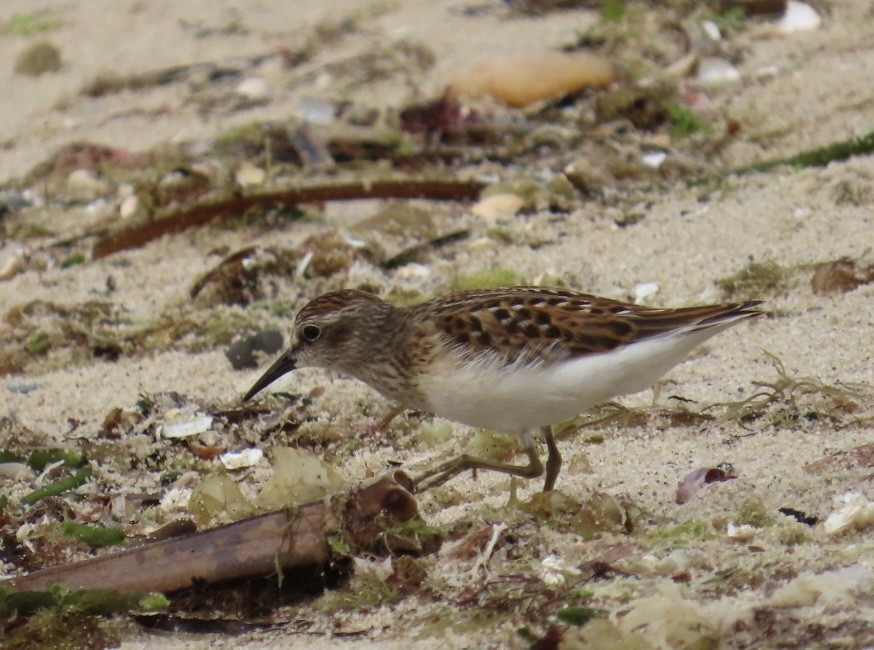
[236,76,268,99]
[0,244,27,281]
[235,162,266,187]
[471,194,524,221]
[297,96,339,124]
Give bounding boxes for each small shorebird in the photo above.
[243,287,762,492]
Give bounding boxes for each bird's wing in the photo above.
[418,287,762,365]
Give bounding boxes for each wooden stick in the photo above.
[92,179,484,259]
[5,471,416,594]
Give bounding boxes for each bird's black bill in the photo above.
[243,352,297,401]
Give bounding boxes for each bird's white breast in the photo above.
[417,326,733,435]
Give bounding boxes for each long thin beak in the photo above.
[243,350,297,401]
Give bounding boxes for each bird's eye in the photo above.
[300,324,321,342]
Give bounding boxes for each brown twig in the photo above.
[91,179,485,259]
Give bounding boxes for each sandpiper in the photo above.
[243,287,762,492]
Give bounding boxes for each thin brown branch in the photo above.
[91,179,485,259]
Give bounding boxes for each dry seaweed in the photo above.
[706,353,870,428]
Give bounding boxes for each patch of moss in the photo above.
[716,260,793,299]
[601,0,626,22]
[60,253,86,268]
[3,12,63,36]
[315,572,398,612]
[735,497,772,528]
[25,328,50,354]
[647,520,716,546]
[664,101,714,139]
[450,268,520,292]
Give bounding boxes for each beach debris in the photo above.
[726,522,756,540]
[675,466,737,504]
[823,492,874,536]
[810,257,874,296]
[257,446,344,508]
[4,471,422,594]
[778,506,818,526]
[219,447,263,470]
[158,409,214,439]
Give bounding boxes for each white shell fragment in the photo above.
[540,553,581,587]
[697,57,741,86]
[769,564,873,608]
[219,447,263,470]
[235,76,268,99]
[633,281,660,303]
[641,151,667,169]
[726,522,757,540]
[777,1,822,33]
[823,491,874,536]
[701,20,722,42]
[159,487,192,513]
[159,410,213,439]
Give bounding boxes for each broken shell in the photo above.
[726,522,757,540]
[159,410,213,439]
[219,448,264,470]
[823,492,874,536]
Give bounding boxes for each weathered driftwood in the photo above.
[5,471,417,594]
